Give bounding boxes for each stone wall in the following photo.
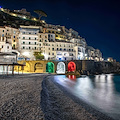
[16,60,120,74]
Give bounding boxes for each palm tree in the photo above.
[34,10,47,21]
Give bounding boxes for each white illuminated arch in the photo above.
[56,62,65,74]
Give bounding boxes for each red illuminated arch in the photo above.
[68,61,76,72]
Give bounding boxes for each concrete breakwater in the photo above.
[41,76,114,120]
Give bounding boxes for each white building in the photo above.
[0,25,103,61]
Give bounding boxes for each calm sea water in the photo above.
[54,74,120,120]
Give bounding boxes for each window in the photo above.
[56,35,58,37]
[45,35,47,38]
[29,32,31,34]
[49,48,50,50]
[52,48,54,51]
[35,33,36,34]
[60,48,62,51]
[23,42,25,44]
[23,32,25,34]
[14,40,15,42]
[57,48,59,51]
[52,44,54,46]
[69,49,71,51]
[39,44,41,46]
[7,46,9,49]
[40,35,41,38]
[52,31,54,33]
[29,47,31,49]
[29,37,31,40]
[48,34,50,37]
[35,47,36,50]
[52,53,54,55]
[23,37,25,39]
[64,49,66,51]
[45,40,47,42]
[48,31,50,33]
[49,53,50,55]
[3,30,4,32]
[35,42,36,45]
[2,45,3,48]
[35,38,36,40]
[39,39,41,42]
[51,35,53,37]
[23,46,25,49]
[13,36,15,38]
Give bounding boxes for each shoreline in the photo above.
[41,75,114,120]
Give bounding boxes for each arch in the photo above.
[34,62,43,73]
[56,62,65,74]
[46,62,54,73]
[68,61,76,72]
[24,62,31,72]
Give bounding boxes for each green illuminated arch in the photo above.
[46,62,54,73]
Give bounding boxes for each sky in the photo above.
[0,0,120,61]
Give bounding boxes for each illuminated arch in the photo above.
[68,61,76,72]
[34,62,43,73]
[24,62,30,72]
[46,62,54,73]
[56,62,65,74]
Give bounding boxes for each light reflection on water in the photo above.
[54,74,120,119]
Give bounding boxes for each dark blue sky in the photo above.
[1,0,120,61]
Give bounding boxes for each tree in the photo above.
[33,51,44,60]
[34,10,47,21]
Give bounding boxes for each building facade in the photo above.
[0,24,103,61]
